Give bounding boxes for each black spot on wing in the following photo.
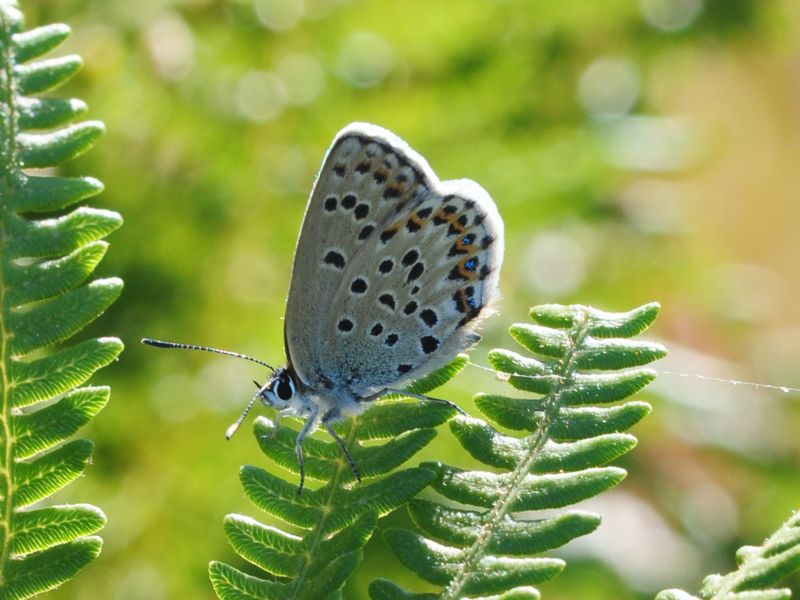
[406,219,421,232]
[378,259,394,274]
[379,293,396,310]
[419,309,437,327]
[407,263,424,282]
[447,265,468,281]
[351,278,368,294]
[420,335,440,354]
[358,224,375,240]
[380,228,398,244]
[354,204,369,220]
[402,249,419,266]
[383,185,402,200]
[323,250,346,269]
[403,301,418,315]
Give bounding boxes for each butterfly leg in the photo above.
[294,406,319,495]
[322,409,361,483]
[383,389,467,416]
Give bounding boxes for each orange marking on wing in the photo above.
[373,167,390,183]
[454,258,481,281]
[454,235,475,253]
[408,213,425,228]
[434,207,468,235]
[454,289,471,313]
[383,182,405,199]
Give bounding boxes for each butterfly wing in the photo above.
[284,123,434,387]
[284,123,503,396]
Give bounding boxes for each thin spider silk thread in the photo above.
[465,361,800,395]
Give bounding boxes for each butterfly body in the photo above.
[259,365,365,422]
[144,123,504,492]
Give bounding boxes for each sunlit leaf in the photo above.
[374,303,664,598]
[0,3,121,597]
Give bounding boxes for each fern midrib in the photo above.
[440,315,591,600]
[0,5,21,585]
[288,422,359,599]
[0,7,21,587]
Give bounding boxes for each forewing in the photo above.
[284,123,435,387]
[286,123,504,396]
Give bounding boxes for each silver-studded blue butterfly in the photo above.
[143,123,504,492]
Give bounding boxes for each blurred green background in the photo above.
[24,0,800,597]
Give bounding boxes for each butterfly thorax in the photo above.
[259,365,366,425]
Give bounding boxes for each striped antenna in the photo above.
[141,338,276,372]
[225,390,262,440]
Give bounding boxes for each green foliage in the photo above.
[658,510,800,600]
[0,2,122,597]
[370,303,665,599]
[209,357,468,600]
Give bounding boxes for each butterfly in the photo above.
[143,122,504,492]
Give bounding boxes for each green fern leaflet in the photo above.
[658,509,800,600]
[209,356,468,600]
[0,2,122,597]
[371,302,666,599]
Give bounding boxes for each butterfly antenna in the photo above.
[141,338,276,373]
[225,390,261,440]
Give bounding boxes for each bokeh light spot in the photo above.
[523,231,587,297]
[619,178,686,234]
[254,0,305,31]
[235,70,288,122]
[151,373,198,423]
[578,56,640,119]
[641,0,704,32]
[338,32,394,88]
[145,13,196,82]
[276,54,326,106]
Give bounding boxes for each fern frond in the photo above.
[371,303,665,599]
[209,356,468,600]
[658,510,800,600]
[0,2,122,597]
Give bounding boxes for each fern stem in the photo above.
[287,422,359,599]
[440,315,590,599]
[0,3,20,585]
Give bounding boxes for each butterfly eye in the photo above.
[275,376,294,401]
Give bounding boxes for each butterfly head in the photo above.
[258,368,297,410]
[222,367,298,440]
